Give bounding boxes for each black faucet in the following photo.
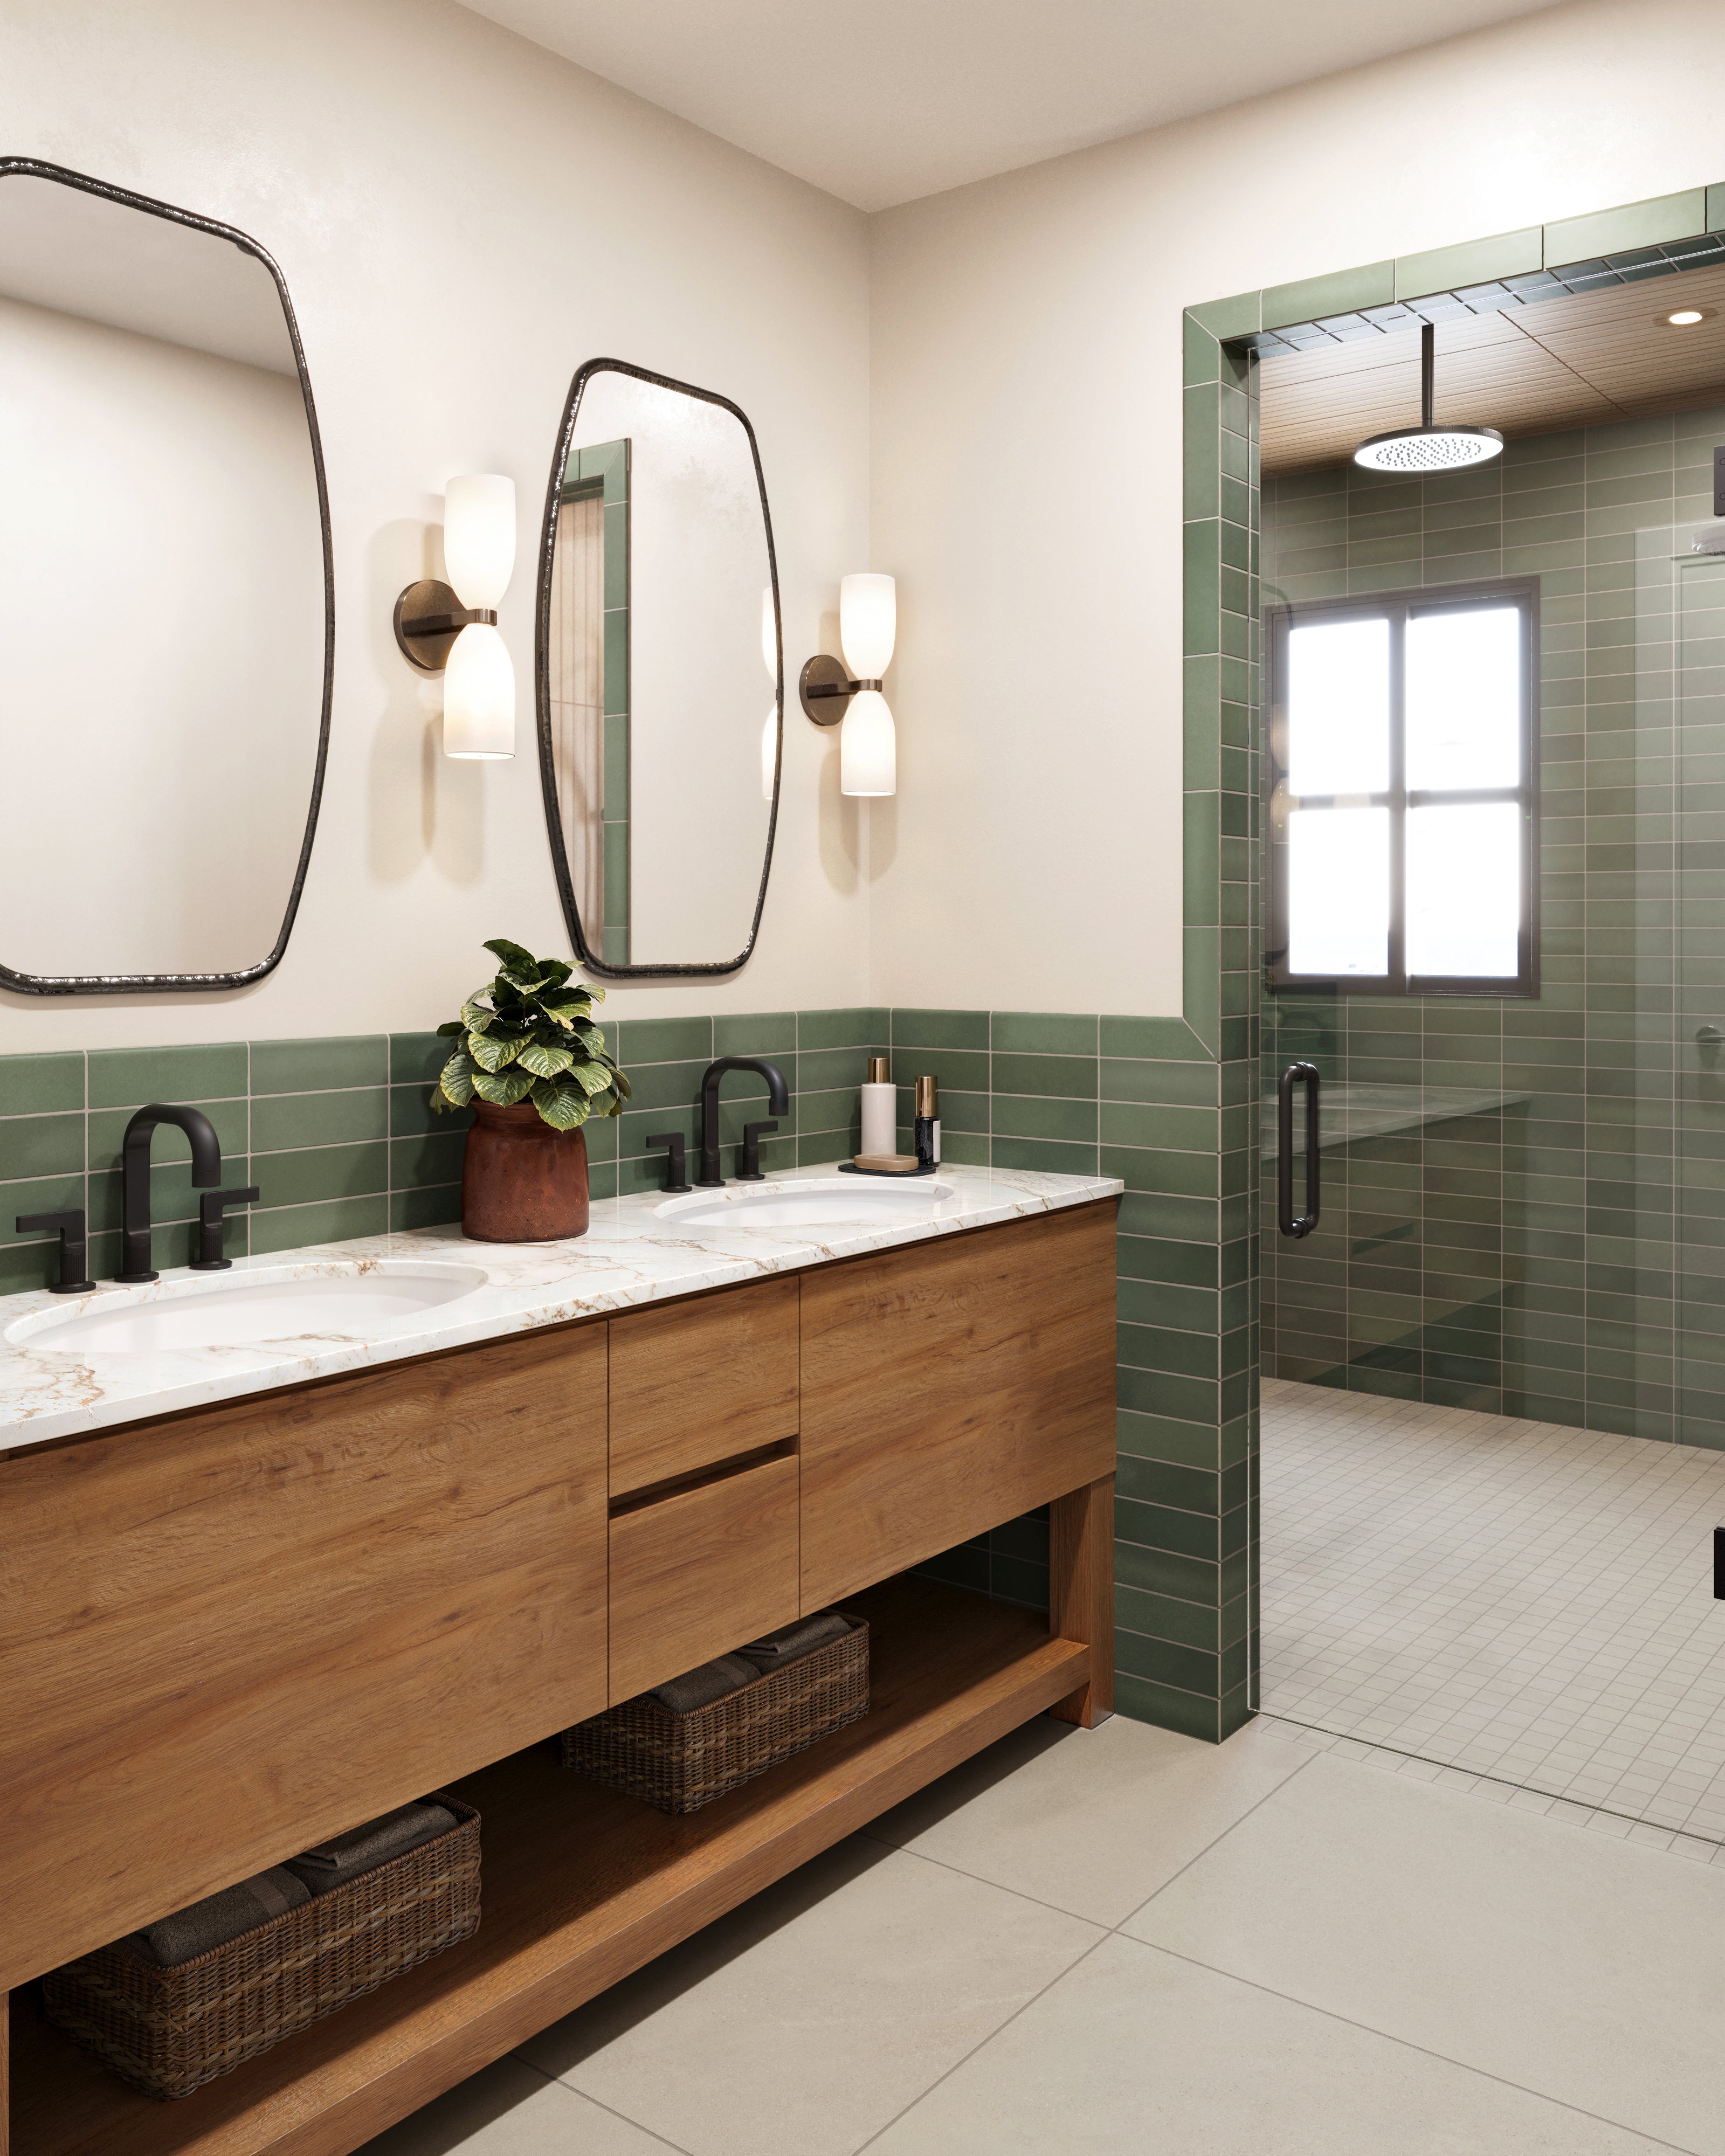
[695,1058,789,1188]
[15,1209,95,1294]
[116,1103,224,1283]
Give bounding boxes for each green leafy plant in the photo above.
[432,939,630,1132]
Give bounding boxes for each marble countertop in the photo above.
[0,1159,1121,1454]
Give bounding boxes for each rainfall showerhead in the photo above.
[1353,322,1504,473]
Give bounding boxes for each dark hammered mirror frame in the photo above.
[0,158,334,997]
[534,357,783,979]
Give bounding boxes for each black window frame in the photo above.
[1265,574,1540,999]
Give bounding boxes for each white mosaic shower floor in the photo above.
[1261,1376,1725,1841]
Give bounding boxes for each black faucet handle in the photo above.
[15,1209,95,1295]
[192,1185,260,1273]
[739,1120,779,1182]
[645,1132,691,1194]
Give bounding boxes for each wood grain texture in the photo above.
[799,1204,1118,1610]
[0,1327,609,1996]
[8,1577,1086,2156]
[608,1276,799,1498]
[606,1452,799,1704]
[1260,263,1725,475]
[1048,1474,1115,1728]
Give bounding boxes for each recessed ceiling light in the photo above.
[1666,307,1709,326]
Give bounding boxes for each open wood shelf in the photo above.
[9,1576,1088,2156]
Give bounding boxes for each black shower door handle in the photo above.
[1277,1060,1320,1239]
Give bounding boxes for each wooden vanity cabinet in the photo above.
[0,1199,1116,2156]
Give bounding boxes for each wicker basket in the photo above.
[564,1617,869,1814]
[42,1795,480,2101]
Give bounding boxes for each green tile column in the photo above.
[1121,309,1267,1743]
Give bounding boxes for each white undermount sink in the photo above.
[5,1262,487,1356]
[656,1177,956,1229]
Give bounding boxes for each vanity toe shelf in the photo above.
[0,1198,1118,2156]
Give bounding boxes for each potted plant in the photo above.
[431,939,630,1242]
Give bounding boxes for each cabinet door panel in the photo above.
[0,1323,608,1993]
[608,1453,800,1704]
[610,1276,799,1498]
[799,1204,1116,1609]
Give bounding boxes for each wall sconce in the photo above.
[799,572,895,796]
[394,474,516,760]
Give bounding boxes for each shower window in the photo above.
[1266,576,1539,997]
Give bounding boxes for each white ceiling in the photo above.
[460,0,1561,211]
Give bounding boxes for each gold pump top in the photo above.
[914,1075,938,1117]
[867,1056,891,1084]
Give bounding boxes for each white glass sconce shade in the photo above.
[443,474,516,607]
[840,688,895,796]
[761,703,778,802]
[443,624,515,759]
[839,573,895,679]
[799,571,897,796]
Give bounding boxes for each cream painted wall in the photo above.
[866,0,1725,1017]
[0,0,871,1049]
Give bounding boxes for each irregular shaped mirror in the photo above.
[0,160,330,994]
[536,360,781,975]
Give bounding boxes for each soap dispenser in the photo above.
[860,1056,896,1158]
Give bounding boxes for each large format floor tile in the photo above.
[1128,1750,1725,2154]
[866,1932,1675,2156]
[354,2056,681,2154]
[516,1835,1099,2156]
[865,1710,1308,1924]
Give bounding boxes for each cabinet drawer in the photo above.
[608,1452,801,1705]
[609,1275,799,1498]
[800,1203,1117,1609]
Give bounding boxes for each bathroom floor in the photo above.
[359,1709,1725,2155]
[1261,1375,1725,1840]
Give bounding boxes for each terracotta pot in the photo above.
[461,1101,590,1242]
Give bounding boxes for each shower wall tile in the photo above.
[1262,402,1725,1450]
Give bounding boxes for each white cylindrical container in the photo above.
[860,1056,896,1157]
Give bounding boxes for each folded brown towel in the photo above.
[737,1611,853,1672]
[120,1866,311,1967]
[285,1800,457,1897]
[652,1652,761,1714]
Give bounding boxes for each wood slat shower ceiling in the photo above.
[1260,264,1725,474]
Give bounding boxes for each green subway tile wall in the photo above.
[0,1012,899,1290]
[1261,404,1725,1449]
[0,1034,474,1288]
